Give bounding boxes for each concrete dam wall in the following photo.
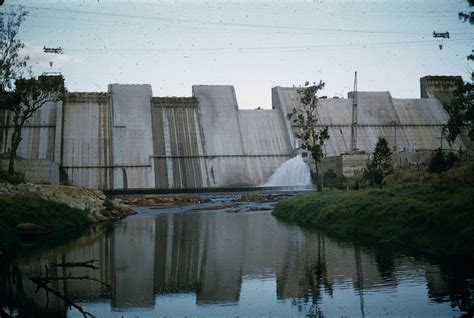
[152,85,292,188]
[273,77,467,158]
[0,76,466,189]
[0,83,292,189]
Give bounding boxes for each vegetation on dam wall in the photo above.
[273,163,474,256]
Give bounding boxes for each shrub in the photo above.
[0,169,25,184]
[102,198,115,211]
[384,166,429,186]
[428,148,458,173]
[335,170,370,190]
[366,137,393,187]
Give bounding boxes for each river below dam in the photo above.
[1,194,473,317]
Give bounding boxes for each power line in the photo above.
[24,3,461,20]
[169,4,462,19]
[8,4,436,36]
[21,22,472,38]
[61,38,472,54]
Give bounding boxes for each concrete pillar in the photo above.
[54,100,63,164]
[109,84,155,189]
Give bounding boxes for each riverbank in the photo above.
[0,194,89,235]
[0,183,134,246]
[273,166,474,256]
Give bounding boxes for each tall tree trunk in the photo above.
[8,127,21,175]
[315,163,323,192]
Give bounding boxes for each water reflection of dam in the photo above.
[5,211,457,315]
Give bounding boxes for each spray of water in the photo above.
[262,155,312,187]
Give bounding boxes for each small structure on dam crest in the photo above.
[0,76,469,189]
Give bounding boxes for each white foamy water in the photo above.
[262,155,312,187]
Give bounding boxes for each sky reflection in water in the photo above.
[2,206,471,317]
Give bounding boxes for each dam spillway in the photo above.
[263,155,312,187]
[0,76,468,189]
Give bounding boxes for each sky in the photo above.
[2,0,473,109]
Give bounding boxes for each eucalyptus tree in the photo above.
[288,81,329,192]
[6,76,64,174]
[1,7,64,175]
[0,6,29,93]
[445,0,474,145]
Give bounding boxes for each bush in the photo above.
[366,137,393,187]
[364,165,384,186]
[428,149,458,174]
[102,198,115,211]
[384,166,430,186]
[335,169,370,190]
[0,169,26,184]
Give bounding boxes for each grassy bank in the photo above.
[0,194,89,239]
[0,193,91,263]
[273,182,474,256]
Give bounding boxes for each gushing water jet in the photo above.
[262,155,312,187]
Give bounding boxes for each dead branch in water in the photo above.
[32,272,110,288]
[0,308,13,318]
[30,276,94,318]
[52,259,99,270]
[27,264,110,317]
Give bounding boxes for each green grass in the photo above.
[0,193,90,248]
[0,193,90,232]
[273,183,474,256]
[0,194,92,262]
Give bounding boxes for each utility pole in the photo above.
[42,46,63,76]
[351,71,358,151]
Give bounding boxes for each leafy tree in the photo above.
[1,7,65,175]
[6,76,64,174]
[445,0,474,144]
[0,7,29,93]
[445,82,474,144]
[458,0,474,26]
[287,81,329,192]
[365,137,393,187]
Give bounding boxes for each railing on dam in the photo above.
[151,154,292,159]
[103,185,315,197]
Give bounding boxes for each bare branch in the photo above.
[0,308,13,318]
[53,259,100,270]
[32,274,111,288]
[29,277,94,318]
[45,287,50,311]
